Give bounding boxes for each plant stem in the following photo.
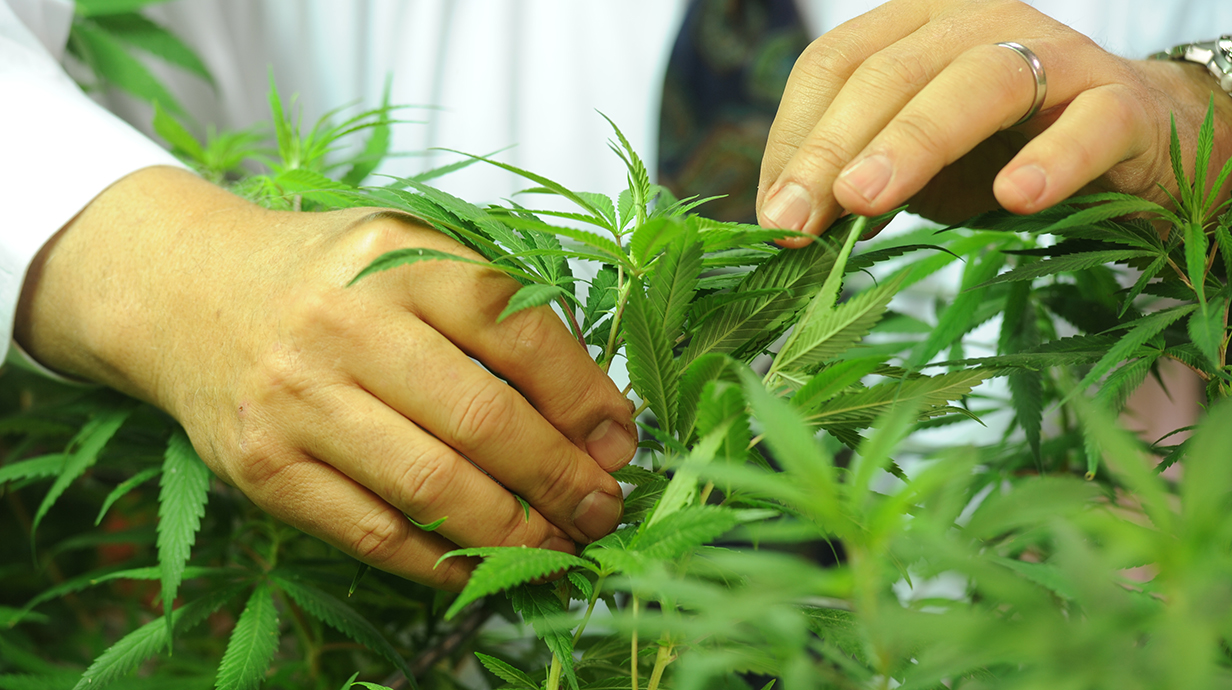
[602,278,634,374]
[646,642,675,690]
[632,399,650,418]
[559,296,588,350]
[547,653,563,690]
[572,575,607,645]
[631,596,640,690]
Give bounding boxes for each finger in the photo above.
[226,443,474,592]
[297,383,581,554]
[342,306,625,544]
[830,43,1057,216]
[994,84,1150,213]
[355,217,637,472]
[758,0,938,219]
[412,267,637,471]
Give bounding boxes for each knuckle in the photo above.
[387,448,455,516]
[490,502,540,547]
[889,111,948,159]
[793,136,856,179]
[528,453,585,511]
[857,50,933,95]
[448,379,518,451]
[503,307,556,361]
[347,507,409,564]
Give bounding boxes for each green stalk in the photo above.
[547,653,563,690]
[572,575,607,646]
[631,596,640,690]
[601,278,635,374]
[646,642,675,690]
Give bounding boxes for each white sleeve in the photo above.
[1,0,184,375]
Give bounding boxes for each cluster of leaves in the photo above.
[3,77,1232,690]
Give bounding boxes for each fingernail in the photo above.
[538,535,575,554]
[838,154,892,203]
[1006,164,1047,206]
[761,182,813,231]
[571,490,623,542]
[586,418,636,471]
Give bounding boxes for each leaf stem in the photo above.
[559,296,588,350]
[571,575,607,646]
[602,278,634,374]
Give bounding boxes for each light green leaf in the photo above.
[790,358,885,413]
[675,353,737,442]
[647,427,726,528]
[1065,304,1197,404]
[497,283,568,322]
[684,239,836,365]
[152,100,205,161]
[1042,198,1176,233]
[341,81,393,186]
[630,217,684,267]
[407,515,447,531]
[72,584,244,690]
[583,266,618,332]
[33,407,132,538]
[474,652,537,690]
[95,466,161,525]
[647,227,704,339]
[776,272,905,371]
[215,583,279,690]
[634,505,740,560]
[1188,295,1227,367]
[623,279,680,435]
[273,577,415,684]
[349,247,535,286]
[809,369,993,430]
[91,13,212,83]
[1184,221,1209,306]
[739,367,845,532]
[158,429,212,647]
[974,250,1153,288]
[908,251,1005,368]
[74,0,174,17]
[70,22,184,114]
[510,585,578,690]
[274,168,360,208]
[436,547,596,619]
[611,464,666,486]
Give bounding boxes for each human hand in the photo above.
[758,0,1232,245]
[14,166,636,591]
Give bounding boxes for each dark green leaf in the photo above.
[33,407,132,537]
[215,583,279,690]
[0,454,65,485]
[151,101,205,161]
[437,547,595,619]
[634,505,740,560]
[778,272,906,371]
[1188,296,1227,367]
[1066,305,1196,404]
[647,228,704,339]
[474,653,537,690]
[158,429,211,647]
[95,466,161,525]
[791,358,885,414]
[975,250,1153,288]
[623,279,680,435]
[274,577,415,684]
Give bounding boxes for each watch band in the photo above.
[1151,35,1232,96]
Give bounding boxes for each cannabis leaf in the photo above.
[215,583,280,690]
[158,428,212,647]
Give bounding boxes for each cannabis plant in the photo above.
[2,79,1231,690]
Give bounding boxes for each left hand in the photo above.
[757,0,1232,245]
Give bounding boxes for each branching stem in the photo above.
[646,642,676,690]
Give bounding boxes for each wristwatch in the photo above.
[1151,35,1232,97]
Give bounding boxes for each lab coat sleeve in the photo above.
[1,0,184,377]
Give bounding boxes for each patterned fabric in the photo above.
[658,0,809,223]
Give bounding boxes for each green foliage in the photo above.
[4,79,1232,690]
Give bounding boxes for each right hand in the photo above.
[15,166,636,591]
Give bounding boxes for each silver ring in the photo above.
[995,42,1047,126]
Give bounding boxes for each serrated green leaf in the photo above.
[1000,282,1042,464]
[91,13,212,83]
[273,577,415,685]
[1181,397,1232,539]
[33,407,132,538]
[809,369,992,430]
[1188,297,1227,367]
[739,367,844,531]
[777,272,905,371]
[1119,252,1170,318]
[611,464,666,486]
[0,454,65,485]
[646,426,726,528]
[1215,220,1232,288]
[908,251,1005,368]
[1042,197,1176,233]
[215,583,279,690]
[497,283,568,323]
[1169,112,1190,209]
[684,239,836,365]
[437,149,606,223]
[95,466,161,526]
[72,584,243,690]
[630,217,684,267]
[274,167,360,208]
[647,228,704,339]
[1094,356,1156,413]
[634,505,740,560]
[509,585,578,690]
[474,652,537,690]
[790,358,885,413]
[349,247,534,286]
[341,81,393,186]
[624,279,680,436]
[600,113,651,229]
[675,353,737,442]
[1184,221,1209,306]
[437,547,595,619]
[566,570,593,602]
[974,250,1152,288]
[70,22,184,114]
[159,429,211,648]
[583,266,618,332]
[1065,305,1197,404]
